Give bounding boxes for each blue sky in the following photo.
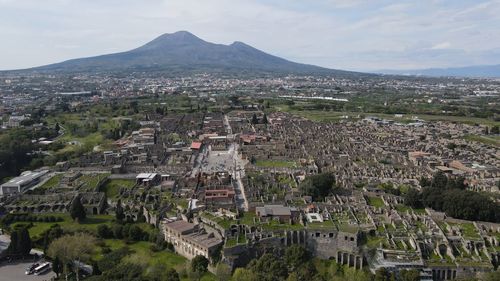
[0,0,499,71]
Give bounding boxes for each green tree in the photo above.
[374,267,389,281]
[17,227,32,256]
[248,253,288,281]
[128,225,144,241]
[97,225,112,239]
[115,199,125,222]
[262,114,269,124]
[285,245,309,271]
[53,256,63,278]
[165,268,180,281]
[404,188,422,208]
[251,113,259,125]
[7,230,18,255]
[232,268,258,281]
[299,173,337,201]
[215,263,232,281]
[191,255,209,274]
[48,233,96,281]
[491,125,499,135]
[400,269,420,281]
[70,195,86,222]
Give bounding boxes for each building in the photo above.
[0,170,49,196]
[162,219,222,260]
[255,205,297,223]
[136,173,160,187]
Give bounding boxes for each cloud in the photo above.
[0,0,499,71]
[430,42,451,50]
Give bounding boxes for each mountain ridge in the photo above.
[17,31,359,76]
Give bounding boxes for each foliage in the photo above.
[191,255,210,274]
[409,172,500,222]
[70,194,87,222]
[248,253,288,281]
[299,173,337,201]
[48,233,96,280]
[7,227,32,256]
[284,245,309,271]
[115,199,125,222]
[215,262,232,281]
[399,269,420,281]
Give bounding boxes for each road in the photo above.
[232,143,248,212]
[0,260,55,281]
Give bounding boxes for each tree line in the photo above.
[405,172,500,222]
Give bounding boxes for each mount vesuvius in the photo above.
[21,31,355,76]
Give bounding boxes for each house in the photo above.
[255,205,297,223]
[190,141,202,150]
[136,173,161,187]
[0,170,49,196]
[162,219,222,260]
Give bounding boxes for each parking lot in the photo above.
[0,261,55,281]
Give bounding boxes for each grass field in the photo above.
[38,174,63,190]
[464,135,500,147]
[100,179,136,198]
[96,239,216,281]
[278,106,500,126]
[12,214,114,239]
[366,197,385,208]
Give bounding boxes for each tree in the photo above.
[115,199,125,222]
[248,253,288,281]
[285,245,309,270]
[148,263,167,281]
[191,255,209,274]
[251,113,259,125]
[48,233,96,281]
[374,267,390,281]
[53,256,63,278]
[128,225,144,241]
[7,230,18,255]
[70,194,86,222]
[232,268,258,281]
[166,268,180,281]
[17,227,32,256]
[400,269,420,281]
[97,225,112,239]
[491,125,499,135]
[299,173,337,201]
[215,263,231,281]
[262,114,269,124]
[431,172,448,189]
[404,188,422,208]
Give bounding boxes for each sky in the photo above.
[1,0,500,71]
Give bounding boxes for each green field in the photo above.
[38,174,63,190]
[278,107,500,126]
[12,214,114,239]
[101,178,136,198]
[464,135,500,147]
[366,197,385,208]
[95,240,216,281]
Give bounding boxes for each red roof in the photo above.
[190,142,202,150]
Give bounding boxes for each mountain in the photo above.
[23,31,355,76]
[378,64,500,78]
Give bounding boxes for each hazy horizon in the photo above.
[1,0,499,72]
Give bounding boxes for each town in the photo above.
[0,72,499,281]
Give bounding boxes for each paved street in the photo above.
[0,261,55,281]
